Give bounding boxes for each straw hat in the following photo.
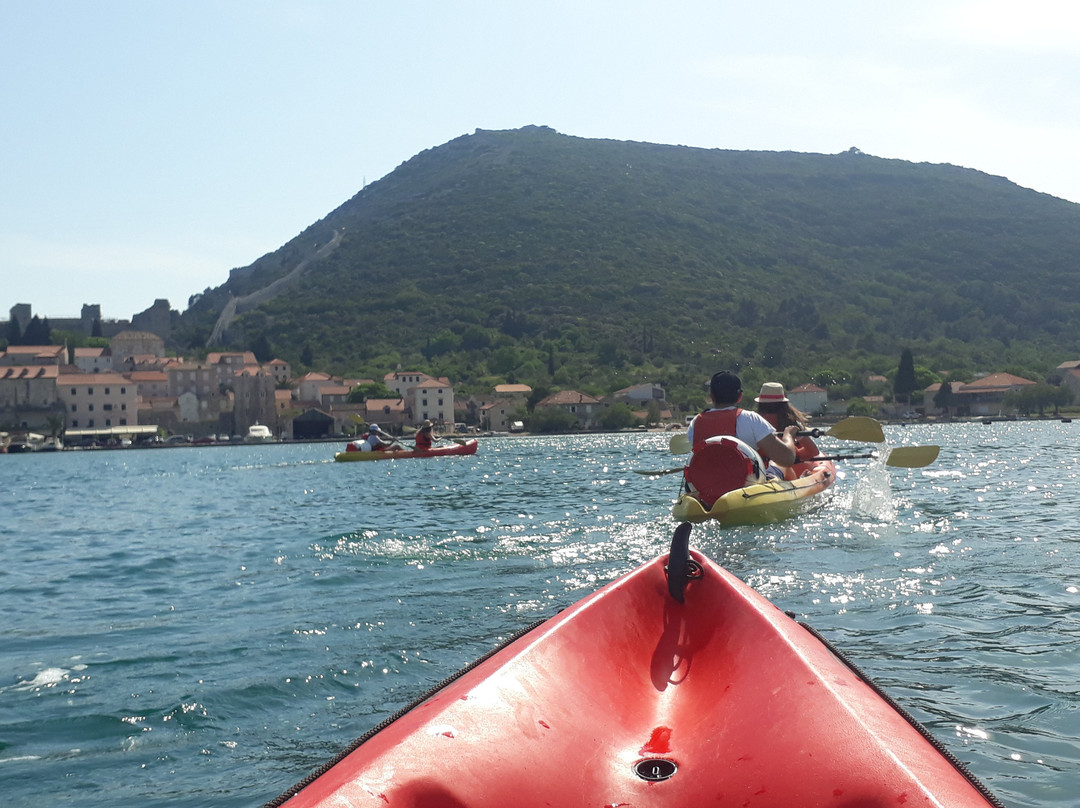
[754,382,789,403]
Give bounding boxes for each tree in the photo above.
[527,386,551,412]
[46,413,65,439]
[933,381,955,414]
[347,382,397,403]
[846,397,876,416]
[1005,383,1075,416]
[596,403,638,430]
[251,333,274,363]
[1049,385,1074,415]
[22,315,51,345]
[894,348,917,404]
[527,407,579,433]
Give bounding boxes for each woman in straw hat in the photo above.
[413,419,440,451]
[754,382,819,478]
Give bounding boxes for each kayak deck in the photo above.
[334,439,477,462]
[266,526,1001,808]
[673,458,836,525]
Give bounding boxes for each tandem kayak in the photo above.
[334,439,478,462]
[264,525,1003,808]
[673,456,837,525]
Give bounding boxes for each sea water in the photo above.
[1,424,1077,807]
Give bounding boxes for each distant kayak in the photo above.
[673,456,837,525]
[333,438,478,462]
[265,524,1003,808]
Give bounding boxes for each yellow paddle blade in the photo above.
[826,416,885,443]
[885,445,940,468]
[669,433,691,454]
[349,413,365,423]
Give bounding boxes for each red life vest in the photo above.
[691,408,741,449]
[685,409,764,506]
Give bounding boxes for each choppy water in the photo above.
[1,423,1077,807]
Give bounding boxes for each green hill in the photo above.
[173,125,1080,409]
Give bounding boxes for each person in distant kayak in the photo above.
[684,372,798,500]
[754,382,819,478]
[364,424,401,452]
[413,420,441,451]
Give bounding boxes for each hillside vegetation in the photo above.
[173,125,1080,411]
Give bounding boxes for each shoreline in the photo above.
[4,413,1074,454]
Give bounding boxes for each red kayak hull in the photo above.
[268,543,1001,807]
[334,439,478,462]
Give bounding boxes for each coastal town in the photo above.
[2,302,1078,452]
[0,303,666,450]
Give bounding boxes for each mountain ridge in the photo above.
[173,126,1080,405]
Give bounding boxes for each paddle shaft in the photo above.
[672,416,885,455]
[637,444,938,475]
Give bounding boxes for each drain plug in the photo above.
[633,758,677,781]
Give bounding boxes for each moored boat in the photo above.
[4,432,46,453]
[333,438,478,462]
[245,423,275,442]
[672,456,837,525]
[264,524,1003,808]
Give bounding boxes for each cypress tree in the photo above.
[5,316,21,346]
[894,348,917,404]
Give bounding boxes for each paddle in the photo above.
[814,416,885,443]
[634,445,939,475]
[346,415,407,449]
[669,433,691,454]
[634,466,686,476]
[668,416,886,456]
[810,445,940,468]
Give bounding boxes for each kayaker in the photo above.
[364,424,401,452]
[754,382,819,479]
[687,371,797,470]
[414,420,441,451]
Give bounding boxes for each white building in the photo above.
[384,370,455,426]
[613,383,666,403]
[73,346,112,373]
[788,383,828,416]
[57,372,139,429]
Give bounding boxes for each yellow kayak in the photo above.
[672,458,837,525]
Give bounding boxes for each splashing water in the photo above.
[850,455,898,521]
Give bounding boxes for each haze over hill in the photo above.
[173,125,1080,404]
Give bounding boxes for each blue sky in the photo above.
[3,0,1079,320]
